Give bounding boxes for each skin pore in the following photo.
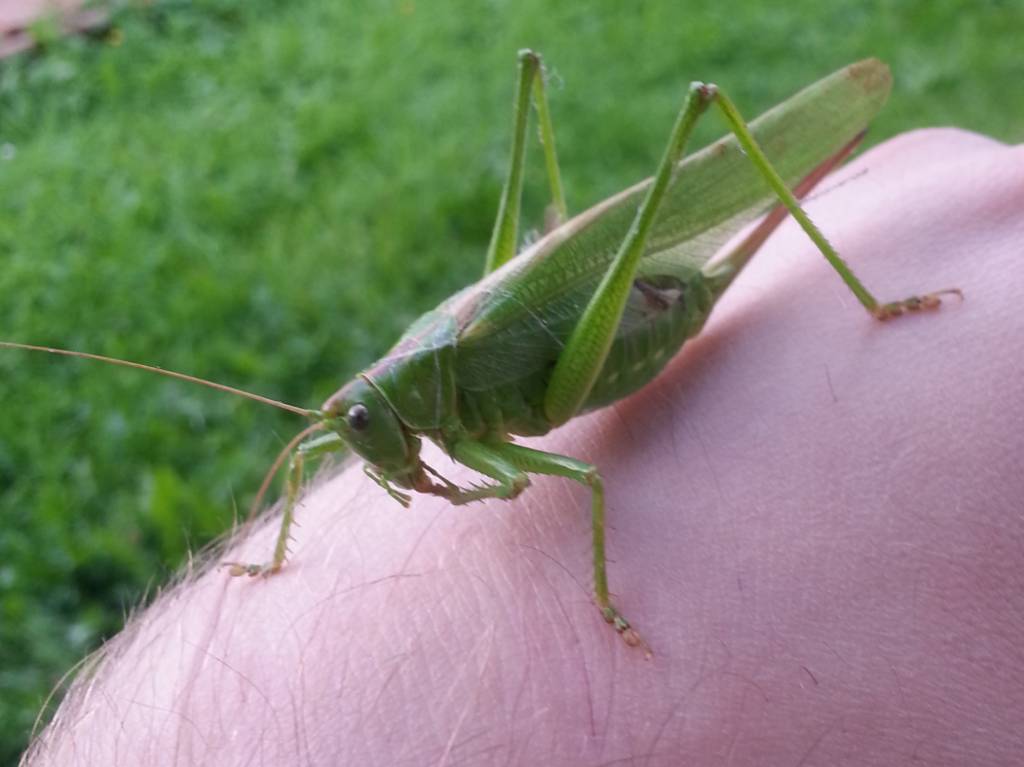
[24,129,1024,766]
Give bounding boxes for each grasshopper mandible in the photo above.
[2,52,960,655]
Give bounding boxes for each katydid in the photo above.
[1,52,960,656]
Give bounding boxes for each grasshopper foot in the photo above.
[601,605,653,659]
[221,561,282,578]
[872,288,963,321]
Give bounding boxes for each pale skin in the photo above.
[23,129,1024,766]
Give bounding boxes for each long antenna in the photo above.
[0,341,315,417]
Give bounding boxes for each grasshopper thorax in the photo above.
[321,375,421,478]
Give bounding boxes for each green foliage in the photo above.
[1,0,1021,759]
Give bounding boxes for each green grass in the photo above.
[1,0,1021,760]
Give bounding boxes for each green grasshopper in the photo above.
[2,52,959,655]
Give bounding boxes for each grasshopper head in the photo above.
[321,375,421,479]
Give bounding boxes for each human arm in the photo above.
[26,128,1024,767]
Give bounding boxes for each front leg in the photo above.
[224,432,347,577]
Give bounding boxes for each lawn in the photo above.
[2,0,1022,760]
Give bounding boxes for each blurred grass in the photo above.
[1,0,1022,760]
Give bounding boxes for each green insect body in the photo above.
[332,58,891,472]
[2,53,960,656]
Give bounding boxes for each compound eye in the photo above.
[346,403,370,431]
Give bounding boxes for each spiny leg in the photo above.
[708,87,961,319]
[534,85,715,650]
[450,440,651,655]
[421,439,531,505]
[223,432,346,577]
[245,421,325,525]
[483,49,568,275]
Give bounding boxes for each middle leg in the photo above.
[484,439,652,656]
[424,437,650,653]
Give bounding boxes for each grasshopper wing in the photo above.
[454,60,892,392]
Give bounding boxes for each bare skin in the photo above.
[24,129,1024,766]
